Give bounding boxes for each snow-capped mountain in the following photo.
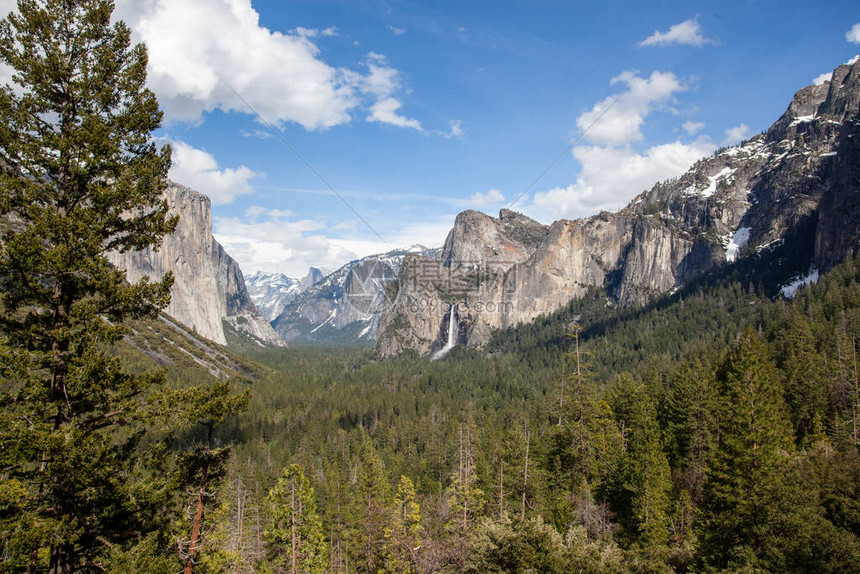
[377,57,860,356]
[272,245,440,344]
[245,267,329,321]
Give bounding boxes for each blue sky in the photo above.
[7,0,859,277]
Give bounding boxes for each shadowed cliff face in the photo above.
[377,59,860,357]
[108,182,284,347]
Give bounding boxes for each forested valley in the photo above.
[106,250,860,573]
[2,1,860,573]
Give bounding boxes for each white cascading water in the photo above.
[431,304,458,360]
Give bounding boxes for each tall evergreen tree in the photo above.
[266,463,328,574]
[701,329,795,569]
[352,438,392,573]
[0,0,175,571]
[383,475,423,573]
[622,374,671,549]
[546,341,621,528]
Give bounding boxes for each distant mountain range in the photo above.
[108,58,860,356]
[265,245,439,344]
[245,267,329,322]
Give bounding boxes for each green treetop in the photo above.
[0,0,174,571]
[267,463,329,574]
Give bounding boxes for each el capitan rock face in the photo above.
[109,182,284,347]
[377,59,860,357]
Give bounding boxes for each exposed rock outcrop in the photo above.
[109,182,284,347]
[377,58,860,357]
[272,246,438,344]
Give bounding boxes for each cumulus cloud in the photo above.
[359,53,423,130]
[525,69,714,221]
[213,208,452,276]
[812,72,832,85]
[387,25,407,36]
[682,121,705,135]
[3,1,431,133]
[639,17,714,47]
[576,70,687,146]
[530,139,714,219]
[847,23,860,44]
[113,0,424,132]
[114,0,358,129]
[723,123,749,145]
[470,189,505,207]
[168,140,259,204]
[367,97,423,130]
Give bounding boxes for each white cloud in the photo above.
[115,0,357,129]
[470,189,505,207]
[723,123,749,145]
[292,26,319,37]
[5,1,431,133]
[812,55,859,85]
[359,53,423,130]
[639,17,714,47]
[812,72,832,85]
[114,0,426,132]
[522,69,714,221]
[446,119,465,138]
[387,25,407,36]
[529,139,714,220]
[168,140,259,204]
[367,98,423,130]
[576,70,687,146]
[847,23,860,44]
[682,121,705,135]
[213,208,452,276]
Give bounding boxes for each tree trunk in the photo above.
[291,477,297,574]
[521,428,530,522]
[185,425,213,574]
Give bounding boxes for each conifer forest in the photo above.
[2,1,860,573]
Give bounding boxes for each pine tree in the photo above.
[664,360,716,503]
[546,340,621,528]
[383,475,423,573]
[776,313,829,443]
[0,1,176,571]
[266,464,328,574]
[446,423,484,535]
[621,374,671,549]
[701,329,795,568]
[171,382,251,573]
[352,438,391,573]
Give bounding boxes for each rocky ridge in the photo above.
[272,245,439,343]
[376,59,860,357]
[109,182,284,347]
[245,267,328,322]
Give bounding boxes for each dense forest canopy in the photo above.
[1,1,859,573]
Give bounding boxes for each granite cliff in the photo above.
[109,182,284,347]
[272,246,438,344]
[377,58,860,357]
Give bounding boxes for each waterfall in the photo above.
[431,304,458,360]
